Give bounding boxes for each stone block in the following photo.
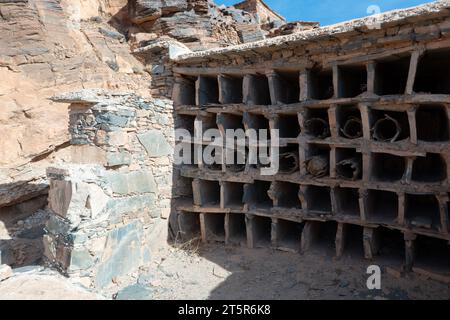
[115,283,153,300]
[86,184,109,218]
[106,151,132,167]
[48,179,73,218]
[108,130,129,147]
[0,265,12,282]
[95,221,145,288]
[128,171,157,194]
[71,145,107,165]
[69,248,96,271]
[137,130,173,157]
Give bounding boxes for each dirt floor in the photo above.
[1,240,449,300]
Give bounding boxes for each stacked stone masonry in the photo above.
[172,3,450,277]
[43,90,174,289]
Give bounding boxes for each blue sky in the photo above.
[216,0,434,25]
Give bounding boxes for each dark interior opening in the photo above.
[244,112,270,140]
[203,213,226,242]
[276,219,303,251]
[367,190,398,224]
[223,182,245,208]
[338,64,367,98]
[309,221,337,254]
[196,114,218,138]
[405,194,441,231]
[336,148,362,180]
[176,176,194,202]
[374,55,410,95]
[273,71,300,104]
[310,68,334,100]
[278,114,300,138]
[198,76,219,106]
[279,144,300,174]
[414,48,450,94]
[304,108,331,139]
[178,213,201,242]
[226,213,247,245]
[415,105,449,142]
[220,75,243,104]
[305,144,330,177]
[412,153,447,183]
[337,105,363,139]
[305,185,332,213]
[198,180,221,207]
[201,144,222,171]
[247,74,271,105]
[176,114,196,136]
[335,187,360,217]
[225,148,247,173]
[217,113,244,131]
[252,215,272,247]
[244,180,273,209]
[176,76,196,106]
[414,235,450,275]
[276,182,302,209]
[370,109,410,142]
[371,153,406,182]
[376,227,405,264]
[342,224,365,258]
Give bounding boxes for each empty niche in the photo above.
[374,54,411,95]
[219,75,243,104]
[276,219,303,252]
[371,153,406,182]
[305,144,330,178]
[376,228,405,263]
[307,221,338,254]
[304,108,331,139]
[275,182,301,209]
[341,224,365,258]
[367,190,398,224]
[246,74,271,105]
[338,64,367,98]
[252,215,272,247]
[278,114,301,138]
[279,144,300,174]
[336,148,362,181]
[305,185,332,213]
[225,148,247,173]
[217,113,244,131]
[175,76,196,106]
[272,71,300,104]
[198,180,221,207]
[370,109,410,142]
[197,76,219,106]
[412,153,447,183]
[178,212,201,242]
[176,176,194,200]
[179,143,200,169]
[414,235,450,275]
[244,112,270,140]
[244,180,272,209]
[201,148,222,171]
[309,68,334,100]
[337,105,363,139]
[223,182,245,208]
[195,114,218,138]
[405,194,441,231]
[226,213,247,245]
[414,48,450,94]
[335,187,360,217]
[203,213,226,242]
[176,114,196,136]
[415,105,449,142]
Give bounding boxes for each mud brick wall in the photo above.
[43,90,174,289]
[172,5,450,276]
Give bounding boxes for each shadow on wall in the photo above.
[0,181,49,268]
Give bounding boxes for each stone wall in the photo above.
[43,90,174,290]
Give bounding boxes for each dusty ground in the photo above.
[1,241,449,300]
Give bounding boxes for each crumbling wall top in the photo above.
[173,1,450,63]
